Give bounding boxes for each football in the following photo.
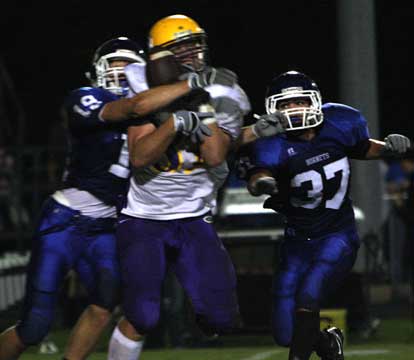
[146,47,184,87]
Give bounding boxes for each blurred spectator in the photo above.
[384,159,414,294]
[0,147,29,233]
[0,147,16,232]
[385,159,413,210]
[0,58,26,148]
[0,57,30,243]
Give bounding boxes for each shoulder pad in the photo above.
[206,84,251,114]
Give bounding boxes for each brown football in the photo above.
[146,47,184,87]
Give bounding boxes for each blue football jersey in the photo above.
[62,87,143,207]
[251,103,370,238]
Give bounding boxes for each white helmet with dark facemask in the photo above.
[88,37,146,96]
[265,71,323,131]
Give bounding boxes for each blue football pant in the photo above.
[16,198,120,345]
[272,227,359,346]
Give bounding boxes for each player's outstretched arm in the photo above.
[238,111,288,147]
[364,134,411,159]
[101,69,238,123]
[100,81,191,122]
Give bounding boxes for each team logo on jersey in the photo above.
[287,147,297,156]
[305,153,330,166]
[203,215,213,223]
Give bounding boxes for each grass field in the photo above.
[19,318,414,360]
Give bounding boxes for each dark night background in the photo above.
[1,0,413,145]
[2,0,414,344]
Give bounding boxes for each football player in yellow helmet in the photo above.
[106,15,292,360]
[148,14,208,72]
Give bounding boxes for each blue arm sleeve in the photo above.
[326,103,371,158]
[345,112,371,158]
[234,138,282,182]
[63,87,116,130]
[250,137,283,176]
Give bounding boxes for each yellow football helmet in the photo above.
[148,14,208,72]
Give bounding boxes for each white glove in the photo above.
[188,67,238,89]
[252,111,288,138]
[384,134,411,154]
[124,63,149,96]
[173,110,213,143]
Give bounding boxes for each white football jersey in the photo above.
[122,83,251,220]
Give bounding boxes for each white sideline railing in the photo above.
[0,251,30,311]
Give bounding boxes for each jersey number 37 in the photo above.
[290,157,350,210]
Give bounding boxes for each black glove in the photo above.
[235,155,254,181]
[252,111,288,138]
[256,177,278,195]
[187,67,238,89]
[250,176,278,196]
[384,134,411,154]
[173,110,213,143]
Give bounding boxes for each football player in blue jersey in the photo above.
[245,70,410,360]
[0,36,239,360]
